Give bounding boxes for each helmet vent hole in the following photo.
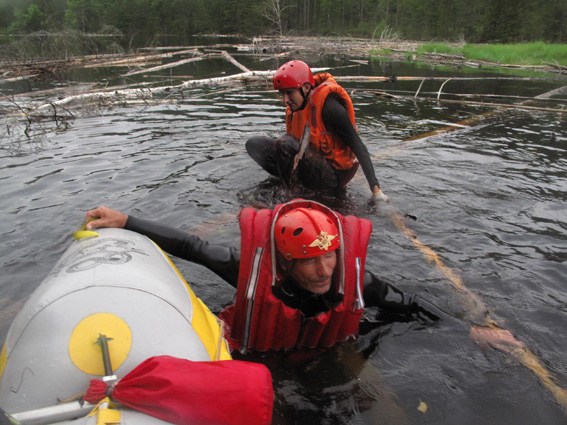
[293,227,303,237]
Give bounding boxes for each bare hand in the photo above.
[470,325,526,354]
[85,205,128,230]
[372,186,389,202]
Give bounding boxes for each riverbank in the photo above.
[252,36,566,74]
[1,35,565,82]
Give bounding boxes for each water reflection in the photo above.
[1,61,566,424]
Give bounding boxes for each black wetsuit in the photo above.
[246,95,380,191]
[126,216,434,320]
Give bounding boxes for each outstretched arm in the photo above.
[85,206,240,287]
[363,271,441,322]
[322,95,388,201]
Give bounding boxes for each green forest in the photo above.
[0,0,565,48]
[0,0,567,45]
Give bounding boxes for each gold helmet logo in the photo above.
[308,231,337,251]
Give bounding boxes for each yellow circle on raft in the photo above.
[69,313,132,376]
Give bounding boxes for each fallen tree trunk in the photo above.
[220,50,251,72]
[400,85,567,140]
[23,53,278,112]
[364,89,567,103]
[404,96,566,115]
[83,49,201,69]
[124,54,212,77]
[0,74,40,83]
[335,75,538,83]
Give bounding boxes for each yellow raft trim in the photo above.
[160,250,231,361]
[72,230,100,241]
[69,313,132,375]
[0,344,6,378]
[89,398,121,425]
[96,408,121,425]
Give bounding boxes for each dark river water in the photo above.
[1,52,566,424]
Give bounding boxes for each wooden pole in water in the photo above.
[389,208,567,411]
[383,84,567,412]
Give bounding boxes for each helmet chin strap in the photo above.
[298,85,312,110]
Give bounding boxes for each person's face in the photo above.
[279,84,309,111]
[290,251,337,294]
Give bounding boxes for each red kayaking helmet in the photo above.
[272,60,315,91]
[274,207,340,259]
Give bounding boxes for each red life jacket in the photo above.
[219,199,372,353]
[286,73,358,170]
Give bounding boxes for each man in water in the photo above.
[246,60,388,201]
[85,199,435,352]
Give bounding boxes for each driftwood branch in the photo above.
[121,49,250,78]
[426,97,566,113]
[220,50,251,72]
[19,70,273,112]
[179,70,273,89]
[414,79,425,98]
[2,43,563,138]
[534,84,567,99]
[124,54,212,76]
[400,84,567,142]
[437,78,453,99]
[18,72,564,115]
[366,89,567,104]
[335,75,539,83]
[82,49,201,69]
[0,74,40,83]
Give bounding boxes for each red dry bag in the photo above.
[84,355,273,425]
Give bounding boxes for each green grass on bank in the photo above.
[416,42,463,56]
[417,42,567,66]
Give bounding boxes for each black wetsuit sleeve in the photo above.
[321,95,380,189]
[125,215,240,288]
[363,271,440,321]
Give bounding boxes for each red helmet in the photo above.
[274,207,340,259]
[272,60,315,91]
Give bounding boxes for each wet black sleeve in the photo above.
[363,271,440,321]
[321,95,380,189]
[125,215,240,288]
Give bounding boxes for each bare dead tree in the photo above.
[263,0,289,36]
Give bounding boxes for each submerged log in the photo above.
[385,84,567,411]
[420,97,566,114]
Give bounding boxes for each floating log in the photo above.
[124,55,212,77]
[335,75,538,83]
[220,50,251,72]
[366,89,567,104]
[124,50,251,77]
[427,97,566,114]
[83,49,201,69]
[0,74,40,83]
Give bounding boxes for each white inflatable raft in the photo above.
[0,228,272,425]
